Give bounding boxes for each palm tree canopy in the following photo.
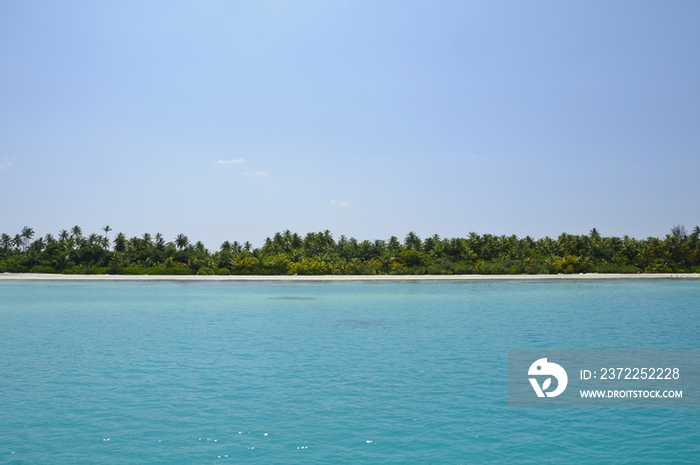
[21,226,35,240]
[114,233,127,252]
[175,234,189,250]
[2,226,700,275]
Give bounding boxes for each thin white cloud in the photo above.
[242,171,268,177]
[215,158,245,164]
[0,156,16,170]
[330,200,350,207]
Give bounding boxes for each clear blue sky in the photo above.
[1,1,698,248]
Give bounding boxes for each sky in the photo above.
[1,1,699,248]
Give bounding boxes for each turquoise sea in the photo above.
[1,279,699,464]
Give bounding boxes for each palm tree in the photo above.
[671,225,687,241]
[154,232,164,250]
[59,230,69,242]
[71,225,83,240]
[322,230,334,248]
[128,236,143,253]
[374,239,387,255]
[33,237,45,250]
[387,236,401,253]
[1,233,11,255]
[12,234,23,251]
[107,253,126,273]
[404,231,421,251]
[102,225,112,240]
[290,233,303,250]
[52,252,73,271]
[114,232,127,252]
[175,234,189,250]
[21,226,34,252]
[422,236,436,254]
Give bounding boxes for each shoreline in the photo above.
[1,273,699,281]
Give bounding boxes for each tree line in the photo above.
[1,225,699,275]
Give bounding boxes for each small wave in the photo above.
[337,319,384,327]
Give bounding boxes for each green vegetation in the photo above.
[1,226,699,275]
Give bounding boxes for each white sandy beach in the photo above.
[1,273,699,281]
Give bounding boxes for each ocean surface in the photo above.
[1,279,699,464]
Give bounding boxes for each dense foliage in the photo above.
[1,226,699,275]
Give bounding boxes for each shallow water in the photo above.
[1,279,699,464]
